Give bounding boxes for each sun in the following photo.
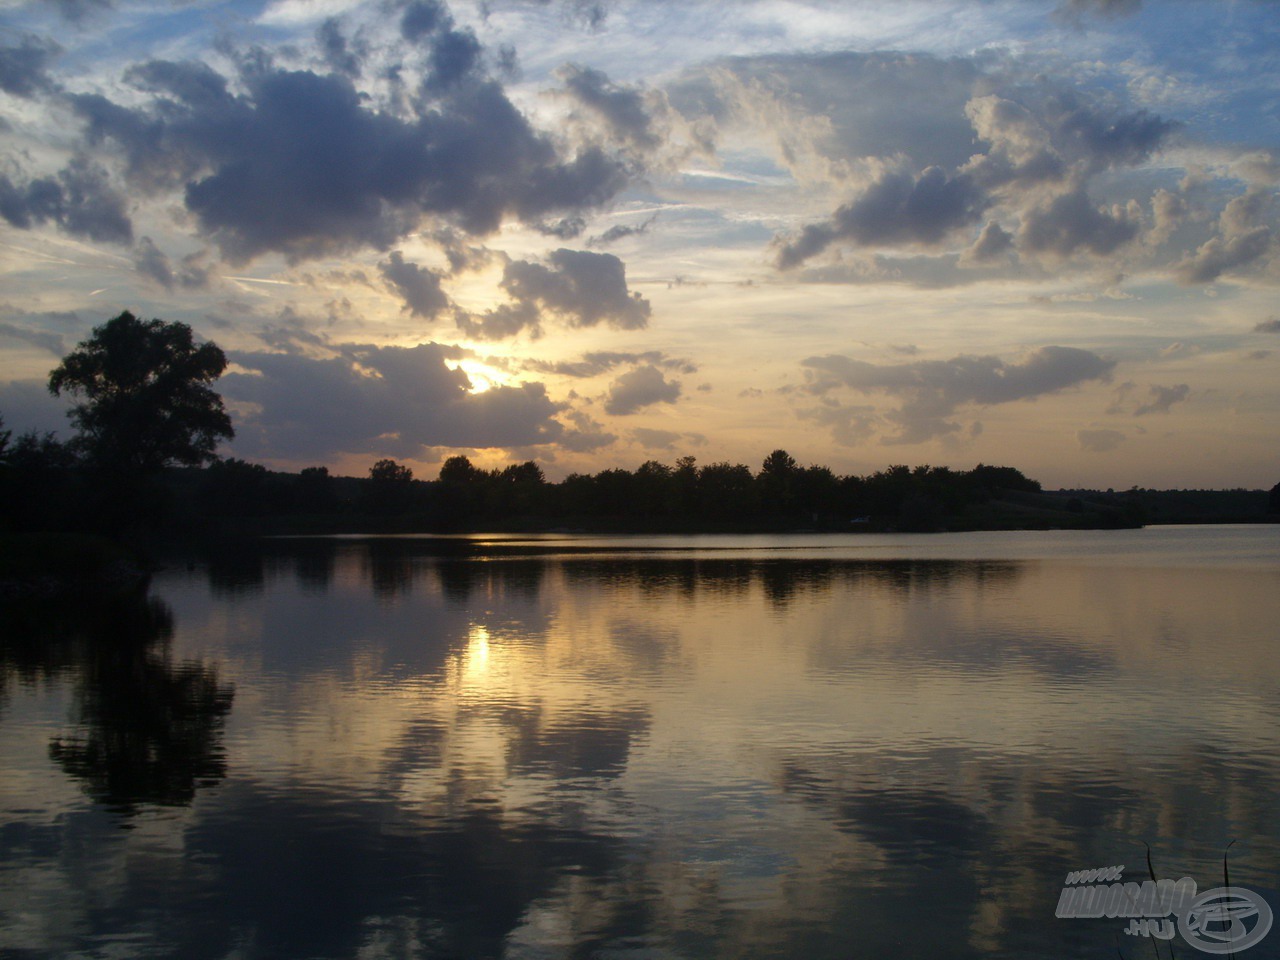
[451,360,506,394]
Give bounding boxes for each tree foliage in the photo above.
[49,311,233,476]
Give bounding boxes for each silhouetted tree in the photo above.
[369,458,413,484]
[1271,481,1280,514]
[49,311,233,476]
[439,455,483,485]
[758,449,799,516]
[697,462,757,520]
[0,429,83,531]
[491,461,547,516]
[294,465,337,514]
[366,458,416,514]
[633,460,676,518]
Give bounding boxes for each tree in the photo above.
[366,459,416,515]
[48,311,233,477]
[369,459,414,484]
[438,455,482,485]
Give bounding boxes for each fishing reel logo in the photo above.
[1055,865,1273,954]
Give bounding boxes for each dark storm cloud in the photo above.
[378,251,450,318]
[803,346,1115,443]
[1254,318,1280,333]
[459,248,650,339]
[0,36,60,97]
[60,38,628,263]
[603,364,681,415]
[558,64,662,152]
[775,167,987,268]
[0,157,132,245]
[223,341,566,460]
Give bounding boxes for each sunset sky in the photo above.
[1,0,1278,487]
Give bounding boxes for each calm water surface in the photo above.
[2,526,1278,959]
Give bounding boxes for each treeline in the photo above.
[1,426,1052,534]
[191,453,1053,533]
[6,419,1275,537]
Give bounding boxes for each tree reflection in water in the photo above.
[2,592,234,817]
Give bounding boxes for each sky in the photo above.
[0,0,1278,488]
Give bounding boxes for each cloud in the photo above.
[1254,318,1280,333]
[535,217,586,239]
[1175,229,1272,284]
[1132,383,1189,416]
[1054,0,1142,23]
[459,248,650,339]
[557,64,664,153]
[0,36,60,98]
[699,51,1176,274]
[133,237,213,290]
[0,157,132,245]
[960,221,1015,265]
[1018,189,1140,258]
[1077,428,1127,452]
[60,39,628,262]
[378,251,450,318]
[525,350,695,378]
[222,341,566,460]
[558,408,616,452]
[630,427,682,450]
[796,399,878,447]
[803,346,1115,443]
[589,213,658,246]
[1173,190,1275,284]
[49,0,113,22]
[603,364,681,415]
[316,17,365,80]
[775,166,987,268]
[0,323,66,356]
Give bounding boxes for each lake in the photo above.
[2,526,1278,959]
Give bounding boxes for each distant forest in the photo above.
[4,431,1275,536]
